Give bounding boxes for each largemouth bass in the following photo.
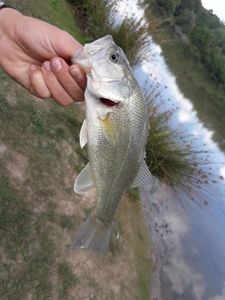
[71,35,152,254]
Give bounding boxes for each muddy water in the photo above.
[114,1,225,299]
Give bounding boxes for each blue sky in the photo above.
[201,0,225,21]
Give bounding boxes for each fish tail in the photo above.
[71,213,112,255]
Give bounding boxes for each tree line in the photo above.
[152,0,225,85]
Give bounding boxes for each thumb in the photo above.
[50,28,83,62]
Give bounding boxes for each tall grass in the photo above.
[145,81,225,206]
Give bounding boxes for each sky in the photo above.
[201,0,225,21]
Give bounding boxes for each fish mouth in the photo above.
[99,98,120,107]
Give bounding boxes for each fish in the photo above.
[71,35,153,254]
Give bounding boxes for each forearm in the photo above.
[0,8,22,68]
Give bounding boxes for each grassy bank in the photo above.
[0,0,151,299]
[145,1,225,150]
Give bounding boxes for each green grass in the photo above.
[0,78,81,299]
[0,63,86,299]
[0,161,55,299]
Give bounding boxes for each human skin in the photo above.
[0,8,86,106]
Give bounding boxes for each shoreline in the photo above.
[145,0,225,150]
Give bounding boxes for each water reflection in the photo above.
[141,184,207,300]
[114,0,225,299]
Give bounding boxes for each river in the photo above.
[114,0,225,299]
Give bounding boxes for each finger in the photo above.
[29,65,51,99]
[50,58,85,101]
[70,65,87,90]
[42,61,74,106]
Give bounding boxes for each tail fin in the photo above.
[71,213,113,255]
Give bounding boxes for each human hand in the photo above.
[0,8,86,105]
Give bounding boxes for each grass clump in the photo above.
[144,86,225,207]
[146,107,192,185]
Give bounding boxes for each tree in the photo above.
[175,8,196,33]
[157,0,181,15]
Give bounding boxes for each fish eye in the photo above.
[110,52,119,63]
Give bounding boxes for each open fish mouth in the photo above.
[99,98,120,107]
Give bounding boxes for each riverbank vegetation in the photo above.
[147,0,225,86]
[145,0,225,152]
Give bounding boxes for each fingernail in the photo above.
[70,67,84,82]
[29,64,36,72]
[51,59,62,71]
[43,61,51,71]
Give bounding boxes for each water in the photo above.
[114,1,225,299]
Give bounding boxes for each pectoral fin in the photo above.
[131,160,154,188]
[74,163,94,194]
[79,119,88,148]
